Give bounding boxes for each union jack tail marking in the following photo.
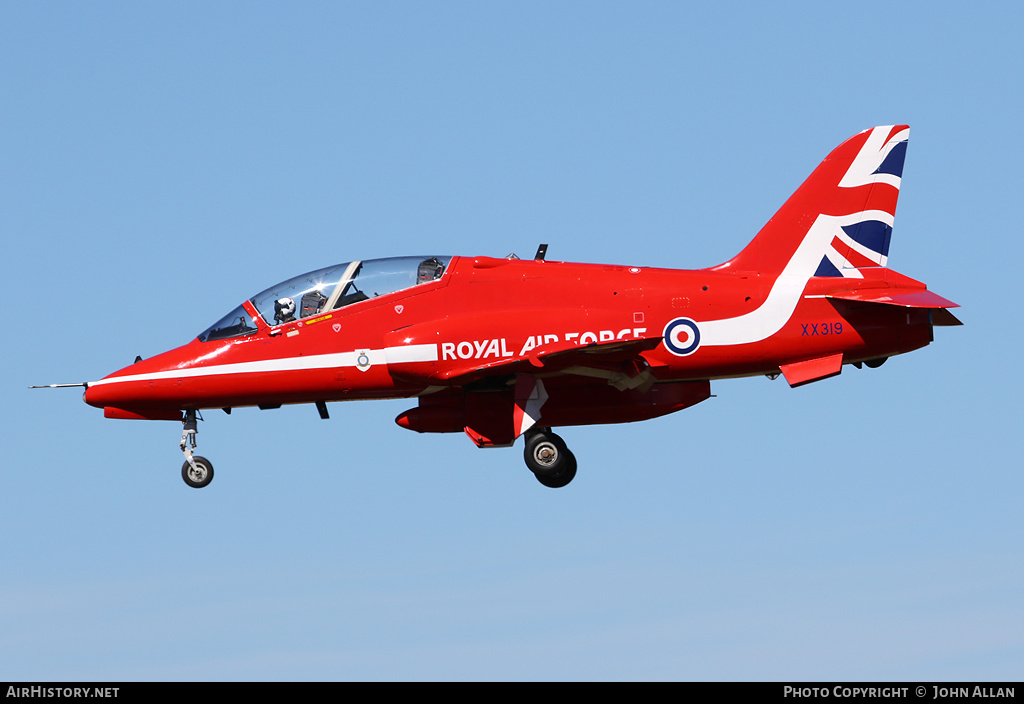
[699,126,914,348]
[716,125,910,281]
[815,125,909,278]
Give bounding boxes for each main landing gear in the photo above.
[523,428,577,488]
[179,409,214,488]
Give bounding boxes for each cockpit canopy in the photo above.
[199,256,451,342]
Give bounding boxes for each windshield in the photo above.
[198,304,257,342]
[198,255,451,341]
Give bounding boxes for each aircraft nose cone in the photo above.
[83,373,130,409]
[83,383,100,408]
[84,370,184,421]
[85,347,188,411]
[84,356,163,410]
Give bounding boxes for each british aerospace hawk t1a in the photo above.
[37,125,960,489]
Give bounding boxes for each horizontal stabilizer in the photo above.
[823,288,959,309]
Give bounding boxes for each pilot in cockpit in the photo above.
[417,257,445,284]
[274,297,296,324]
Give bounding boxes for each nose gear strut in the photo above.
[179,410,214,488]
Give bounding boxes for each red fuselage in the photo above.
[84,254,935,420]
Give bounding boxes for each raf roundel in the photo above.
[663,317,701,356]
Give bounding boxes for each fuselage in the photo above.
[83,253,934,418]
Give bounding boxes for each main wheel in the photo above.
[524,431,567,473]
[534,449,577,488]
[182,456,214,489]
[523,431,577,488]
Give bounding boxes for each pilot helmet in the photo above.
[274,297,296,323]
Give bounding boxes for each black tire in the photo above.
[535,449,577,488]
[182,456,214,489]
[524,431,577,488]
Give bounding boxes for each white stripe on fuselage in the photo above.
[89,344,439,386]
[700,209,889,347]
[699,129,904,346]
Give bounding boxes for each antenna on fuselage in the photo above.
[534,244,548,261]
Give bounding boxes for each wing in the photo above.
[388,332,685,448]
[387,332,663,389]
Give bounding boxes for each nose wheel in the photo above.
[179,410,214,488]
[523,429,577,488]
[182,455,214,488]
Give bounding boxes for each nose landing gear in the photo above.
[179,410,214,488]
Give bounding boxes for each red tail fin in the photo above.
[716,125,909,280]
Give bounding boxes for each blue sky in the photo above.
[3,1,1021,681]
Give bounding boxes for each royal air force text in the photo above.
[440,329,648,361]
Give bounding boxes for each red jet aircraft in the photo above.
[41,125,960,489]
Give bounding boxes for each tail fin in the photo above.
[717,125,910,280]
[697,126,958,350]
